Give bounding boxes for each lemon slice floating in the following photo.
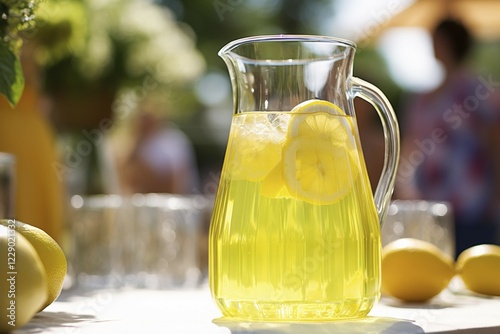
[282,99,359,205]
[290,99,345,116]
[260,161,292,199]
[228,113,288,182]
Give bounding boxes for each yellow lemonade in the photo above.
[209,105,381,320]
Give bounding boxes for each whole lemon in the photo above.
[0,219,67,311]
[382,238,455,302]
[456,244,500,296]
[0,225,48,331]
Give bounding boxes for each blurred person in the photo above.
[0,43,64,242]
[395,18,500,255]
[120,101,199,194]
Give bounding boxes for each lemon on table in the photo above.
[381,238,455,302]
[228,113,288,182]
[0,225,48,331]
[282,100,358,205]
[0,219,67,311]
[456,244,500,296]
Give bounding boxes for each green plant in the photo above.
[0,0,41,106]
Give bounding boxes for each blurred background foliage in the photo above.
[34,0,205,131]
[24,0,499,194]
[0,0,41,105]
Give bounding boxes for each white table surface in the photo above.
[16,280,500,334]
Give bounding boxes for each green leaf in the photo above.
[0,42,25,107]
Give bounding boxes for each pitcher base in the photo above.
[215,297,377,321]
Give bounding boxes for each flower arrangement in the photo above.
[0,0,41,106]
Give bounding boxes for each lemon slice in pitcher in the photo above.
[228,113,288,182]
[290,99,345,116]
[283,100,359,205]
[260,161,293,199]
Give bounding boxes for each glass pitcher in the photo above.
[209,35,400,321]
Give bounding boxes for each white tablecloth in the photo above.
[16,282,500,334]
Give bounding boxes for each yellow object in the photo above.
[1,219,67,310]
[260,161,292,199]
[456,244,500,296]
[381,238,455,302]
[284,101,358,204]
[290,99,345,115]
[226,113,287,182]
[210,103,381,320]
[261,100,358,204]
[0,88,63,243]
[0,225,48,331]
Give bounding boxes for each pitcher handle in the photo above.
[350,77,400,225]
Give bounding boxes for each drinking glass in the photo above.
[382,200,455,258]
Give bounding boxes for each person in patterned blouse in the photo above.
[396,18,500,256]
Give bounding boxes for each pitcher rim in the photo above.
[218,34,357,59]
